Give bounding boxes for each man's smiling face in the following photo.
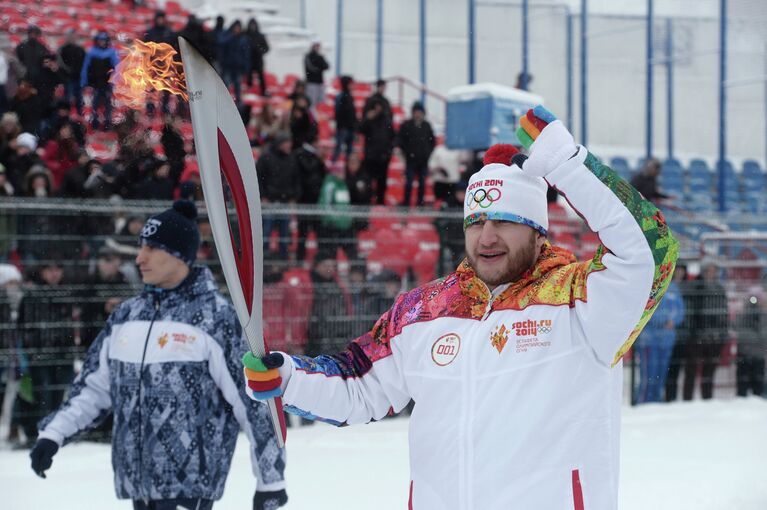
[464,220,544,290]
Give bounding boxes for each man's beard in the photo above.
[467,232,540,288]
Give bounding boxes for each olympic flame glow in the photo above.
[111,40,188,107]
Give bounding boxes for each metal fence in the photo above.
[0,198,764,444]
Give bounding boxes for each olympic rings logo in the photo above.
[466,187,502,210]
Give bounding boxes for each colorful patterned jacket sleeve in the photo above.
[280,293,413,426]
[544,149,679,366]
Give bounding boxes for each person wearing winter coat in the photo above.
[246,18,270,96]
[318,161,355,260]
[359,101,395,205]
[58,29,85,115]
[29,201,288,510]
[305,249,352,356]
[634,278,684,403]
[143,11,176,117]
[293,138,327,262]
[80,32,119,130]
[734,289,766,397]
[15,25,49,84]
[241,106,679,510]
[256,133,301,259]
[398,101,435,207]
[220,21,250,105]
[303,41,329,110]
[332,75,358,162]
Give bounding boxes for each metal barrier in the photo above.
[0,198,764,444]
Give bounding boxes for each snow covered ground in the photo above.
[1,398,766,509]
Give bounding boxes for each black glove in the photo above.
[30,438,59,478]
[253,489,288,510]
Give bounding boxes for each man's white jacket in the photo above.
[277,148,678,509]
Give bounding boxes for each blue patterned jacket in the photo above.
[39,266,285,501]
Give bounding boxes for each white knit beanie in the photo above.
[463,145,548,235]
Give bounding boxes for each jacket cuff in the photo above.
[542,145,588,187]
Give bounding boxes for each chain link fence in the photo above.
[0,198,764,444]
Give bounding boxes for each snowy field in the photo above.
[1,398,766,509]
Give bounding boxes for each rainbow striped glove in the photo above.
[516,105,579,177]
[242,352,286,400]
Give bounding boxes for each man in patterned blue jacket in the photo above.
[29,200,287,510]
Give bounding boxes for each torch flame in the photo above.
[111,40,188,107]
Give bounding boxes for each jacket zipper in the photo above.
[463,283,502,509]
[137,294,160,502]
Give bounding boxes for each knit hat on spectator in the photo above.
[139,200,200,265]
[463,144,548,235]
[16,132,37,151]
[0,264,22,286]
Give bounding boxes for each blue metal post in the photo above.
[419,0,426,104]
[646,0,654,160]
[580,0,588,146]
[376,0,383,80]
[336,0,343,76]
[521,0,529,90]
[718,0,727,212]
[666,18,674,160]
[300,0,306,28]
[468,0,476,84]
[566,10,573,130]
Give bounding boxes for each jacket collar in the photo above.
[457,242,577,311]
[143,265,216,300]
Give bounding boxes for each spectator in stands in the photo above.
[289,97,318,149]
[212,15,227,73]
[429,143,464,203]
[287,79,310,108]
[134,157,175,200]
[144,11,176,117]
[634,272,684,403]
[435,183,467,275]
[683,263,729,400]
[252,103,283,146]
[319,161,355,260]
[41,123,80,192]
[363,79,392,121]
[82,159,116,199]
[398,101,435,207]
[177,165,203,201]
[80,246,129,348]
[665,264,696,402]
[0,44,9,115]
[256,132,300,259]
[630,158,669,204]
[15,25,48,84]
[41,100,86,147]
[0,112,22,174]
[345,151,373,207]
[81,32,119,131]
[367,269,403,318]
[0,165,15,258]
[220,20,250,106]
[347,263,372,338]
[58,29,85,116]
[246,18,270,97]
[359,100,396,205]
[514,71,533,91]
[5,132,42,192]
[161,114,186,184]
[332,75,358,162]
[303,41,329,111]
[33,54,64,119]
[16,257,77,445]
[0,163,13,197]
[734,287,766,397]
[305,248,351,356]
[58,151,91,198]
[10,79,46,135]
[293,136,326,262]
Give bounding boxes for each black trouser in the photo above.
[133,498,213,510]
[736,354,765,397]
[682,340,723,400]
[364,156,391,205]
[248,67,268,96]
[664,338,687,401]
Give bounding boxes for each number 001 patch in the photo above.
[431,333,461,366]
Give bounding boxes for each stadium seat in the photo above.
[609,157,632,180]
